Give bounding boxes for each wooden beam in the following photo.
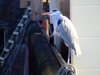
[60,0,70,18]
[46,0,49,9]
[43,0,46,2]
[31,0,43,20]
[20,0,28,8]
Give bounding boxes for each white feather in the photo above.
[50,10,82,57]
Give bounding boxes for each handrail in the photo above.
[36,21,76,75]
[36,21,66,66]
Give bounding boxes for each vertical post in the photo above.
[50,0,69,62]
[46,20,49,36]
[31,0,43,20]
[20,0,28,8]
[46,0,48,9]
[60,0,70,18]
[50,0,61,52]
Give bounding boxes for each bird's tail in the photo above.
[74,44,82,57]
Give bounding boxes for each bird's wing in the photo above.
[57,16,82,57]
[57,16,76,48]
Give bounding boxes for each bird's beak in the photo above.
[41,12,51,15]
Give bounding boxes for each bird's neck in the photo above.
[52,19,57,31]
[51,14,63,33]
[52,14,63,28]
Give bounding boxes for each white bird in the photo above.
[42,10,82,63]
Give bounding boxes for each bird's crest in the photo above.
[52,10,58,12]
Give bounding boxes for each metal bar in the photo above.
[36,21,49,43]
[0,57,4,61]
[36,21,76,75]
[28,6,31,11]
[36,21,66,66]
[8,40,14,44]
[13,31,19,35]
[18,23,24,27]
[50,44,66,66]
[23,15,29,19]
[3,48,10,52]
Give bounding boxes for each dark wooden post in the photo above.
[60,0,70,18]
[20,0,28,8]
[46,0,48,9]
[31,0,43,20]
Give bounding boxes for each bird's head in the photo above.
[41,10,62,32]
[41,10,61,20]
